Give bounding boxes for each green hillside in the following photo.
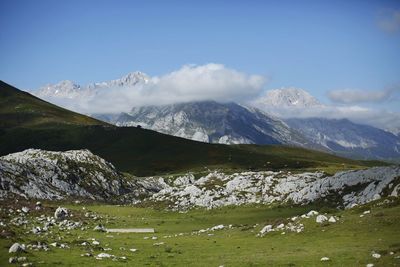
[0,80,106,128]
[0,81,382,176]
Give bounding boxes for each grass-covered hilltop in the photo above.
[0,81,399,267]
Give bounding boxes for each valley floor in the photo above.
[1,199,400,266]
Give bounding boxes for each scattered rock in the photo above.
[320,257,330,261]
[96,253,113,258]
[307,210,319,217]
[21,207,29,213]
[211,224,224,231]
[94,224,106,232]
[54,207,69,221]
[259,225,273,236]
[9,243,25,253]
[316,215,328,223]
[366,264,374,267]
[81,253,92,257]
[372,252,381,259]
[328,216,336,223]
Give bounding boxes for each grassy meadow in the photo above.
[1,199,399,267]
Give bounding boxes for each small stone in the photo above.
[328,216,336,223]
[363,210,371,215]
[372,253,381,259]
[17,257,27,262]
[129,248,137,252]
[96,253,112,258]
[21,207,29,213]
[92,240,100,245]
[9,257,17,263]
[81,253,92,257]
[366,264,374,267]
[320,257,330,261]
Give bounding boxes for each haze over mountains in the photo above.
[29,72,400,161]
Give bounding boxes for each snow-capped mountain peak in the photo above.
[88,71,150,89]
[258,87,321,108]
[36,80,82,99]
[34,71,150,99]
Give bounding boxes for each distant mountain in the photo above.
[97,101,314,147]
[34,71,149,100]
[286,117,400,160]
[253,87,322,108]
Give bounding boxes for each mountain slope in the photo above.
[100,101,314,147]
[286,118,400,160]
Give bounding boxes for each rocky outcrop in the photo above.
[1,149,399,210]
[149,167,400,210]
[0,149,166,202]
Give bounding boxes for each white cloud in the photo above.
[327,86,400,104]
[328,88,389,103]
[253,101,400,135]
[51,64,266,114]
[377,8,400,33]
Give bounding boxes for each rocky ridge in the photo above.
[149,167,400,210]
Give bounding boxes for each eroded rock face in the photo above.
[149,166,400,210]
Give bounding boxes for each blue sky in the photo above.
[1,0,399,110]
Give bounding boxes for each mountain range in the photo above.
[30,74,400,161]
[3,80,368,176]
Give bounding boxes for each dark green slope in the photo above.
[0,81,380,176]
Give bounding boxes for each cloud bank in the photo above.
[47,64,266,114]
[327,85,400,104]
[253,99,400,135]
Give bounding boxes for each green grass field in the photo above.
[1,199,399,266]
